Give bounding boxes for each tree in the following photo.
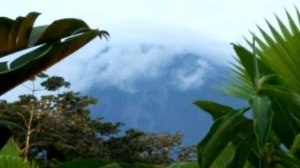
[195,8,300,167]
[105,129,183,166]
[176,145,197,162]
[0,11,109,149]
[0,75,189,168]
[0,75,122,166]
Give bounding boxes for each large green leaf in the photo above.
[101,163,122,168]
[193,100,234,120]
[249,95,272,153]
[16,12,40,48]
[226,133,256,168]
[0,139,18,156]
[0,12,109,149]
[212,143,235,168]
[0,17,13,52]
[35,18,89,44]
[0,139,38,168]
[56,159,154,168]
[0,156,38,168]
[0,26,107,95]
[290,134,300,159]
[273,150,300,167]
[167,162,198,168]
[261,86,300,148]
[227,9,300,98]
[0,12,108,95]
[197,108,250,168]
[227,45,273,99]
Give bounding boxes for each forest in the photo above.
[1,5,300,168]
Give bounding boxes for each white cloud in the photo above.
[0,0,298,100]
[41,25,226,92]
[173,59,210,90]
[0,22,241,101]
[0,0,297,42]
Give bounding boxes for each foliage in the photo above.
[0,75,121,165]
[167,162,198,168]
[176,145,197,162]
[56,159,154,168]
[0,12,108,96]
[0,139,38,168]
[0,11,108,150]
[104,129,183,166]
[195,8,300,168]
[0,139,19,156]
[0,75,190,167]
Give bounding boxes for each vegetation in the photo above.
[195,8,300,168]
[0,139,38,168]
[0,11,109,150]
[0,12,194,167]
[3,5,300,168]
[0,75,194,167]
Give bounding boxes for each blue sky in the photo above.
[1,0,299,144]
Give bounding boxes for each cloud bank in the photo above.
[47,25,230,92]
[1,25,231,101]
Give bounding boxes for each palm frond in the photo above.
[226,8,300,97]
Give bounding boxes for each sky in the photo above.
[1,0,298,95]
[0,0,299,144]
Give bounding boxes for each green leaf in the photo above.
[101,163,122,168]
[0,12,109,97]
[274,150,300,167]
[6,17,24,52]
[226,133,256,168]
[261,86,300,148]
[193,100,234,120]
[0,17,13,52]
[10,44,54,70]
[232,44,256,84]
[16,12,40,48]
[249,95,272,153]
[36,18,89,44]
[197,108,250,168]
[212,143,235,168]
[0,62,8,72]
[56,159,154,168]
[0,139,19,156]
[290,134,300,158]
[257,74,285,88]
[0,156,38,168]
[226,44,273,99]
[0,30,99,95]
[168,162,198,168]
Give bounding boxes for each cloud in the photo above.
[0,0,296,101]
[1,24,230,101]
[44,24,228,91]
[172,58,210,90]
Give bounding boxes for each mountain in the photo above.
[86,52,245,145]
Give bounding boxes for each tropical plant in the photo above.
[0,12,109,149]
[195,8,300,168]
[0,138,38,168]
[0,75,122,167]
[56,159,154,168]
[167,162,198,168]
[0,75,189,167]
